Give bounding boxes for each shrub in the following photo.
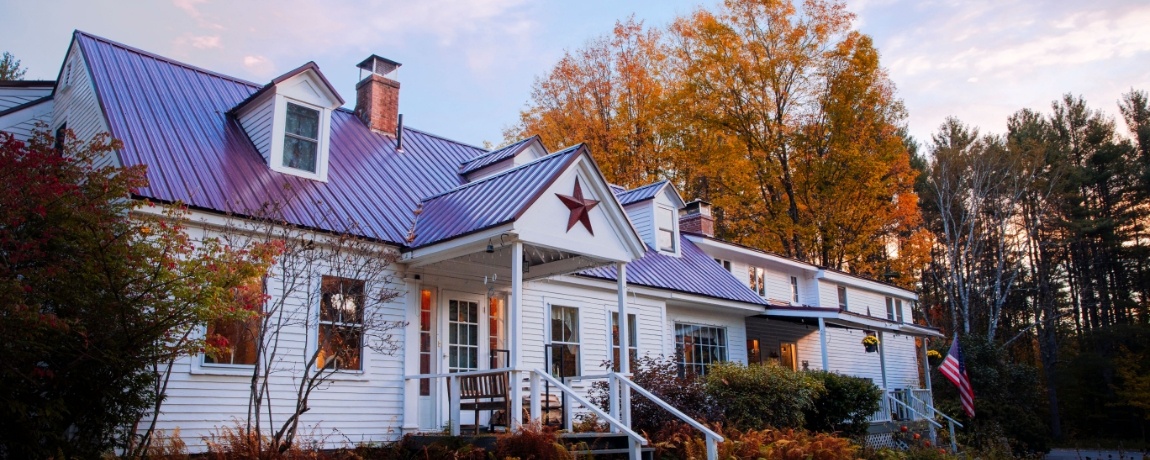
[703,361,823,430]
[587,354,718,436]
[494,422,572,460]
[804,370,883,437]
[664,426,859,460]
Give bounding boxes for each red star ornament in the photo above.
[556,178,600,235]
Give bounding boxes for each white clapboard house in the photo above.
[0,31,954,456]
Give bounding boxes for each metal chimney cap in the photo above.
[356,55,402,77]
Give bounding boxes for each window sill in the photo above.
[190,363,257,377]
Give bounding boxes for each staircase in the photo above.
[560,432,654,459]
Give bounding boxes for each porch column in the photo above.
[878,331,888,390]
[509,242,524,430]
[921,337,933,392]
[401,276,421,434]
[817,317,829,370]
[617,262,632,426]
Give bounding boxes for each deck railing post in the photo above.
[609,375,620,433]
[510,370,523,431]
[529,371,541,421]
[449,374,461,436]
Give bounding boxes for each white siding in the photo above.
[623,202,653,249]
[52,44,116,168]
[148,224,409,451]
[0,99,53,141]
[237,94,275,162]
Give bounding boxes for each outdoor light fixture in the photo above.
[486,238,494,253]
[523,255,531,273]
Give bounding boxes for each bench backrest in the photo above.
[457,373,508,401]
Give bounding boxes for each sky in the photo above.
[2,0,1149,150]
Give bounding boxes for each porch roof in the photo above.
[762,306,944,338]
[578,235,768,306]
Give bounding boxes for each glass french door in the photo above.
[448,298,481,373]
[417,289,437,430]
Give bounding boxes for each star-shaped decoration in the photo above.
[556,178,600,235]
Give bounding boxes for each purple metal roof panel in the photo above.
[76,31,487,245]
[615,180,668,206]
[580,236,768,306]
[411,145,582,248]
[458,135,538,175]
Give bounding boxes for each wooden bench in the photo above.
[450,372,510,435]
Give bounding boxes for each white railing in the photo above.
[530,370,647,460]
[611,372,723,460]
[869,393,893,422]
[906,392,962,454]
[404,367,516,436]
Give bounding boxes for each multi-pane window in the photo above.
[549,306,580,378]
[318,276,365,371]
[749,267,766,296]
[204,277,264,366]
[714,259,732,272]
[489,296,507,368]
[284,102,320,173]
[837,285,848,311]
[675,323,727,376]
[448,299,480,372]
[886,297,905,323]
[790,276,800,304]
[657,207,676,252]
[610,312,638,372]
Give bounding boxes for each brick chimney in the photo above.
[680,200,715,237]
[354,55,401,137]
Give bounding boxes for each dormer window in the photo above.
[284,102,320,173]
[231,62,344,182]
[657,206,677,253]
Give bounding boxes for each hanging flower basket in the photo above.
[862,335,880,353]
[927,349,943,365]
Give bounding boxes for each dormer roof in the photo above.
[614,179,684,207]
[229,61,345,115]
[459,135,544,176]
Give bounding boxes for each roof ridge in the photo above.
[622,179,668,193]
[402,125,488,152]
[459,135,535,166]
[421,144,582,202]
[75,30,261,89]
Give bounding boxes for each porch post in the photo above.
[922,337,933,392]
[617,262,632,426]
[817,317,829,370]
[401,276,420,434]
[878,331,888,390]
[509,241,525,430]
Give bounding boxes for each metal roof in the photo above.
[615,180,669,206]
[411,145,582,248]
[579,236,768,306]
[76,31,487,245]
[458,135,539,175]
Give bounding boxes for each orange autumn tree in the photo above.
[509,16,671,188]
[512,0,928,287]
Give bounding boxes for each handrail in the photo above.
[887,393,942,429]
[612,372,722,460]
[906,391,961,455]
[531,370,647,446]
[906,392,963,428]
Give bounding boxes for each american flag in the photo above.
[939,337,975,418]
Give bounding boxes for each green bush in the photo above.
[703,361,823,430]
[804,370,883,437]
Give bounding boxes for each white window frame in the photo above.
[316,275,367,373]
[749,266,766,296]
[610,312,638,372]
[790,276,800,304]
[200,276,266,368]
[270,95,332,182]
[714,258,731,272]
[546,303,581,379]
[674,322,728,376]
[837,285,848,311]
[655,205,678,254]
